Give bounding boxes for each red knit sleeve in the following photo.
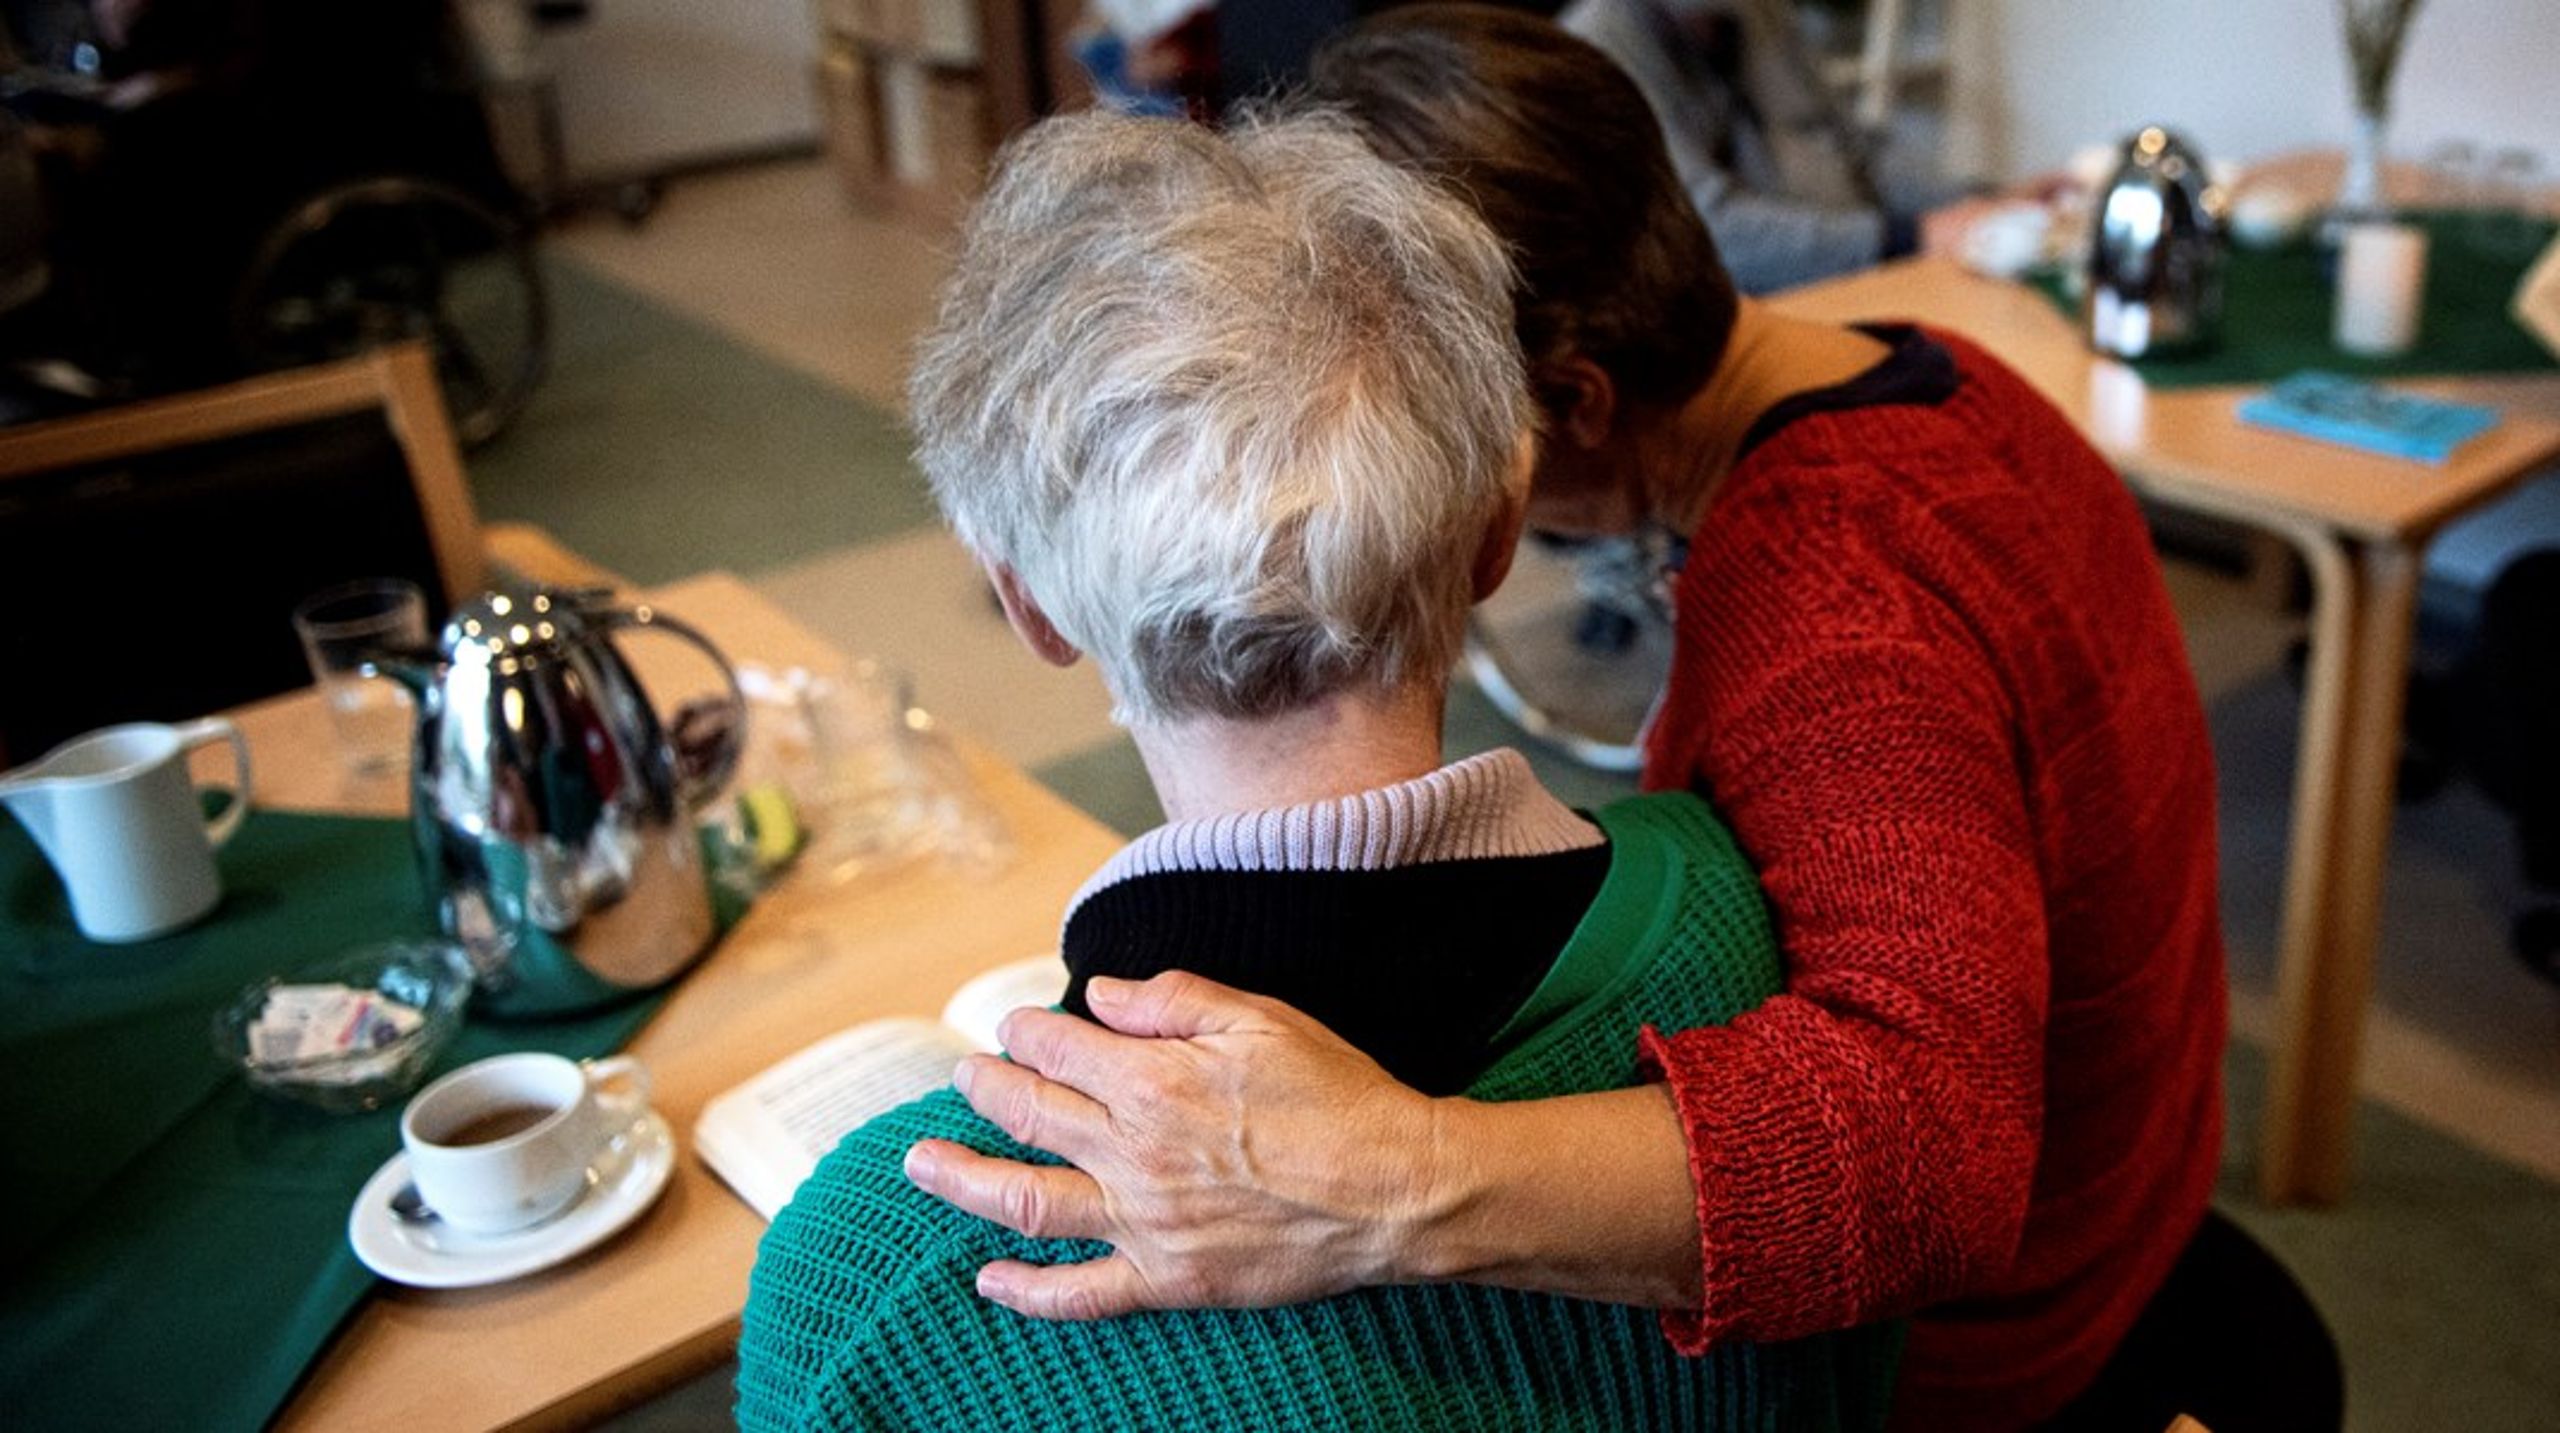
[1641,464,2047,1349]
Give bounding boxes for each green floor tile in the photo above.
[468,257,938,586]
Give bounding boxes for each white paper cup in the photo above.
[2335,223,2429,356]
[400,1053,650,1235]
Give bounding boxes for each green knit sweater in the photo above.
[737,794,1904,1430]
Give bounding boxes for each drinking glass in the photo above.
[293,578,429,777]
[802,660,943,878]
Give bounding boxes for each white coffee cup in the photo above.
[400,1053,651,1235]
[0,720,253,942]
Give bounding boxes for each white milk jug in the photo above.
[0,720,253,941]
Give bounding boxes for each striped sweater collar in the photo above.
[1066,748,1600,920]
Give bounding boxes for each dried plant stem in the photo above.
[2340,0,2426,117]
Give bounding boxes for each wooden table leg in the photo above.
[2259,536,2422,1204]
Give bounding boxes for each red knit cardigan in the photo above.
[1639,331,2227,1431]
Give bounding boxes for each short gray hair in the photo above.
[909,110,1530,726]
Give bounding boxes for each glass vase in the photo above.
[2325,107,2393,245]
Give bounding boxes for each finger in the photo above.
[976,1254,1156,1322]
[952,1052,1112,1159]
[904,1139,1111,1241]
[995,1006,1167,1099]
[1084,969,1274,1040]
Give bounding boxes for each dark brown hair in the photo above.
[1305,3,1738,410]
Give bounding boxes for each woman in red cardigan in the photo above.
[903,8,2329,1429]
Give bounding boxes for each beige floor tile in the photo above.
[2160,559,2301,706]
[751,529,1124,770]
[2230,984,2560,1185]
[552,160,953,413]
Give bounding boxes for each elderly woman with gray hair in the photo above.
[734,109,1901,1430]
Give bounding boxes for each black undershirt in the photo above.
[1059,844,1611,1098]
[1735,323,1963,461]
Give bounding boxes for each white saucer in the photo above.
[348,1111,676,1289]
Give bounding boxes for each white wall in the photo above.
[1949,0,2560,183]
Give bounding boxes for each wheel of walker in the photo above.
[1466,532,1678,773]
[231,176,551,449]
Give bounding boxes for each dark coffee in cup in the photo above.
[444,1103,556,1146]
[400,1053,652,1235]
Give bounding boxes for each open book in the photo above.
[695,955,1067,1220]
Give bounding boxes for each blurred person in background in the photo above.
[1562,0,2016,293]
[1075,0,1218,118]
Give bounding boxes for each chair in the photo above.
[2042,1212,2343,1433]
[0,343,481,764]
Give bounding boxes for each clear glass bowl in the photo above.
[212,941,474,1113]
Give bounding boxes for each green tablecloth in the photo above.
[0,809,675,1430]
[2029,211,2559,390]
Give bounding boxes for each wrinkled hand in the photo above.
[901,970,1446,1321]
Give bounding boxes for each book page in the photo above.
[940,954,1069,1053]
[694,1017,975,1220]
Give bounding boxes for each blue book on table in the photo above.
[2236,372,2501,465]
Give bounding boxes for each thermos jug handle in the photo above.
[594,605,748,810]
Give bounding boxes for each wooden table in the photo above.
[1770,256,2560,1205]
[202,569,1124,1430]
